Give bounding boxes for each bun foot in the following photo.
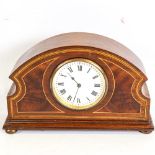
[5,129,17,134]
[139,129,153,134]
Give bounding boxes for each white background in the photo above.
[0,0,155,155]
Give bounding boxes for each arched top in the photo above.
[12,32,145,74]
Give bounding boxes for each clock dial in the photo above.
[51,59,107,110]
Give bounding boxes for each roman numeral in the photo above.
[68,67,73,73]
[78,65,82,71]
[67,95,72,101]
[77,98,81,103]
[92,75,99,79]
[91,91,98,96]
[60,89,66,95]
[86,97,90,101]
[58,82,64,86]
[60,74,67,77]
[94,84,100,87]
[87,68,91,73]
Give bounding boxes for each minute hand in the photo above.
[73,87,79,102]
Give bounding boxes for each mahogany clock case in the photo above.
[3,32,154,134]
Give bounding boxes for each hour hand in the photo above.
[67,73,79,85]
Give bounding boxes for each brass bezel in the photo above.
[50,58,108,110]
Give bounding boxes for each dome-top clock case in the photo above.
[3,32,154,134]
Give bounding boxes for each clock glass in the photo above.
[51,58,107,110]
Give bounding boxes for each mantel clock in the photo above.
[3,32,154,134]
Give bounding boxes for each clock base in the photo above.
[3,116,154,134]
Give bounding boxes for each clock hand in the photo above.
[67,73,81,102]
[73,84,81,102]
[67,73,79,85]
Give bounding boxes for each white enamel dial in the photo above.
[51,59,107,110]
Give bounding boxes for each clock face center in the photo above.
[51,58,108,110]
[77,83,81,88]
